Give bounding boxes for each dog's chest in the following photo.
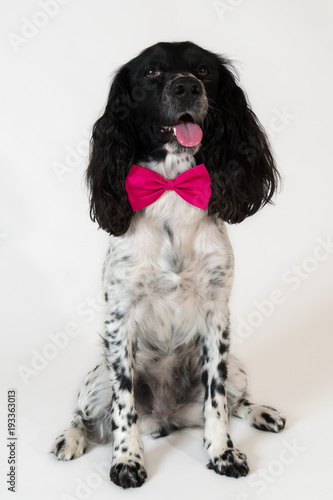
[104,195,234,348]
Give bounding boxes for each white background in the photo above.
[1,1,333,499]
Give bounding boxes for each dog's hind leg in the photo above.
[51,361,112,460]
[227,355,286,433]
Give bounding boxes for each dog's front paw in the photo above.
[207,448,249,478]
[110,458,147,489]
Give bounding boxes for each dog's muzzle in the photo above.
[160,74,208,150]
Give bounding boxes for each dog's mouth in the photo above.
[160,114,203,148]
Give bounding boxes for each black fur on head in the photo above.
[86,41,280,236]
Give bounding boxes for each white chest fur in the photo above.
[103,154,234,351]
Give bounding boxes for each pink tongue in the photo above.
[173,121,203,147]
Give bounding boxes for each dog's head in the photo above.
[87,41,279,236]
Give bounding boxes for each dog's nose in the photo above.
[171,77,202,101]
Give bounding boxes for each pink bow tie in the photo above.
[125,163,211,212]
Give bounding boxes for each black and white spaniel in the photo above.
[52,41,285,489]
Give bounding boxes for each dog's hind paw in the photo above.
[51,428,87,461]
[249,405,286,433]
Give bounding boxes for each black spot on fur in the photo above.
[127,412,138,427]
[55,439,65,455]
[111,419,119,431]
[200,344,210,365]
[112,357,122,372]
[222,328,229,340]
[210,377,217,400]
[103,337,110,349]
[217,360,228,380]
[218,341,228,355]
[261,412,277,424]
[216,383,225,396]
[119,375,132,392]
[201,369,209,401]
[115,311,125,321]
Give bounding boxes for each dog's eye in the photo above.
[145,67,160,79]
[197,65,209,77]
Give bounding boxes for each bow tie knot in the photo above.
[125,163,211,212]
[166,179,175,190]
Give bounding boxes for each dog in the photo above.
[51,41,286,489]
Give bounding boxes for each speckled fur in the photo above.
[52,41,285,489]
[52,154,285,486]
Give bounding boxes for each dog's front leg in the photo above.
[200,309,249,478]
[104,309,147,489]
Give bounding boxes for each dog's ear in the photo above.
[86,65,135,236]
[202,58,280,224]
